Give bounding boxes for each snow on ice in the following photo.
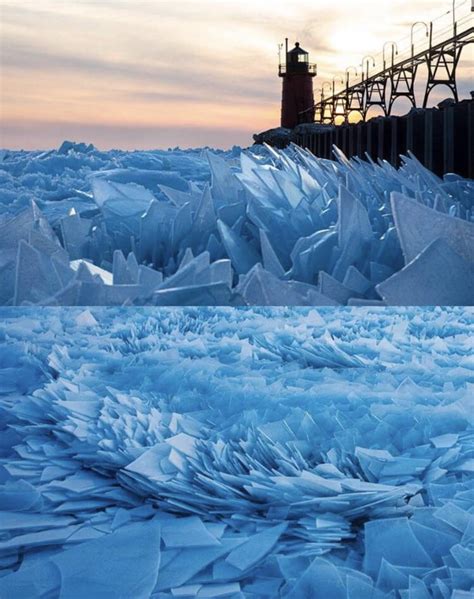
[0,307,473,597]
[0,142,473,306]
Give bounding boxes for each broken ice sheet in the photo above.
[0,521,162,598]
[376,238,474,306]
[0,142,473,305]
[0,307,473,596]
[225,524,288,572]
[391,192,474,266]
[161,517,221,548]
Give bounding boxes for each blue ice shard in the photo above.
[259,229,286,278]
[60,211,91,260]
[286,558,346,599]
[391,192,474,265]
[377,239,474,306]
[318,271,353,305]
[364,518,434,576]
[14,240,64,305]
[333,185,373,281]
[225,523,287,571]
[237,264,337,305]
[217,220,259,275]
[51,521,161,598]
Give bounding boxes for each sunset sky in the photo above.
[1,0,472,150]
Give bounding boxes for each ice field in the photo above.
[1,142,473,307]
[0,307,473,598]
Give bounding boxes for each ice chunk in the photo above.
[290,230,338,285]
[159,183,200,207]
[113,250,135,285]
[93,166,188,191]
[125,443,172,480]
[237,264,337,306]
[137,264,163,291]
[376,239,474,306]
[225,523,287,571]
[156,540,241,591]
[364,519,434,576]
[337,185,373,248]
[0,511,75,532]
[333,186,373,280]
[286,558,346,599]
[70,259,113,285]
[14,240,64,305]
[0,480,41,511]
[343,266,372,295]
[0,201,56,251]
[217,220,259,275]
[0,560,61,598]
[433,503,471,533]
[260,229,285,278]
[91,178,155,212]
[430,434,459,449]
[207,150,243,206]
[345,572,377,599]
[154,283,236,306]
[51,520,161,598]
[318,271,353,305]
[161,517,221,548]
[391,192,474,265]
[75,309,98,327]
[158,252,211,290]
[60,212,91,260]
[407,576,431,599]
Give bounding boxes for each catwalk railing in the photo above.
[300,4,474,125]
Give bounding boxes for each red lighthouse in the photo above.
[279,40,317,129]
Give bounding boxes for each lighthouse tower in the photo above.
[279,40,316,129]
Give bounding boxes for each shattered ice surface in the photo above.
[0,141,472,306]
[0,306,473,597]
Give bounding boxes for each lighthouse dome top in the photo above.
[289,42,308,55]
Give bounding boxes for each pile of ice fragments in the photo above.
[0,307,473,597]
[0,141,473,306]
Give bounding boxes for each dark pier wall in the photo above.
[292,99,474,179]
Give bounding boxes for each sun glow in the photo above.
[328,26,382,72]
